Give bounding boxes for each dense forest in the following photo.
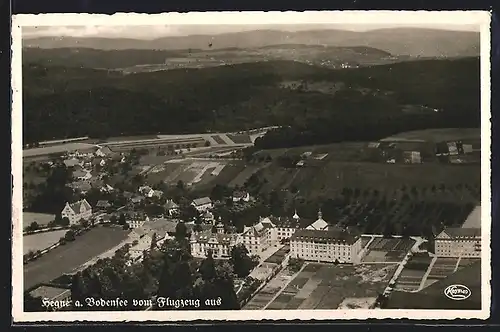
[23,58,480,144]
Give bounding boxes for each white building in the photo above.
[191,197,213,212]
[232,191,250,203]
[290,229,362,264]
[241,217,279,256]
[190,222,240,259]
[127,215,150,229]
[306,210,329,231]
[139,186,155,198]
[275,210,301,241]
[60,199,92,226]
[164,200,179,216]
[434,227,481,258]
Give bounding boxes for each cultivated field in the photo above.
[394,253,433,291]
[23,230,67,255]
[265,263,397,310]
[382,128,480,143]
[426,257,459,281]
[244,267,294,310]
[22,212,55,228]
[23,143,97,158]
[362,238,415,263]
[23,226,130,290]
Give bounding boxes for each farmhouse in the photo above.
[95,146,113,157]
[127,214,150,229]
[164,200,179,216]
[139,186,155,198]
[434,227,481,258]
[290,229,362,264]
[191,197,213,212]
[190,222,239,259]
[61,199,92,226]
[96,200,111,210]
[232,190,250,203]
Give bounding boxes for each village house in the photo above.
[232,190,251,203]
[61,199,93,226]
[99,183,115,193]
[139,186,155,198]
[127,214,150,229]
[434,227,481,258]
[190,222,240,259]
[164,200,179,216]
[68,180,92,194]
[72,169,92,181]
[95,146,113,157]
[63,158,81,168]
[290,229,363,264]
[96,200,111,210]
[191,197,213,212]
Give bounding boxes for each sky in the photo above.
[22,23,480,40]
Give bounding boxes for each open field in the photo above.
[394,253,432,291]
[227,134,252,144]
[266,263,397,310]
[386,261,481,309]
[426,257,459,281]
[228,164,269,187]
[23,230,67,255]
[381,128,480,143]
[362,238,415,263]
[259,161,480,199]
[23,143,97,158]
[22,212,55,228]
[211,135,227,145]
[23,226,130,290]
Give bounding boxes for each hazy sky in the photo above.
[22,24,480,40]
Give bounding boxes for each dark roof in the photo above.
[194,230,237,245]
[233,191,248,198]
[439,227,481,239]
[96,200,111,207]
[290,229,358,245]
[192,197,212,206]
[164,200,179,209]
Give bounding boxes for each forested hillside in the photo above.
[23,58,480,144]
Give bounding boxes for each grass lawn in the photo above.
[23,230,67,254]
[22,212,55,228]
[266,263,397,310]
[23,226,130,290]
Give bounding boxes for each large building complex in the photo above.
[290,228,362,264]
[434,227,481,258]
[190,222,240,259]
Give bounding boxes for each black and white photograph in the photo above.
[11,11,491,322]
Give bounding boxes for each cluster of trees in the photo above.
[23,58,478,144]
[26,164,75,214]
[66,225,257,311]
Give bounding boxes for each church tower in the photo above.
[216,217,224,234]
[293,209,300,221]
[317,208,323,220]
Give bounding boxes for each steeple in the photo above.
[293,209,300,220]
[216,217,224,234]
[317,208,323,220]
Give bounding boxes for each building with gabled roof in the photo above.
[190,220,240,259]
[191,197,213,212]
[164,199,179,216]
[306,209,329,231]
[61,199,92,225]
[435,227,481,257]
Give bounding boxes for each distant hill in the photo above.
[23,58,479,144]
[23,28,480,58]
[22,45,396,71]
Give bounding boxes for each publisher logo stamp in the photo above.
[444,284,471,301]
